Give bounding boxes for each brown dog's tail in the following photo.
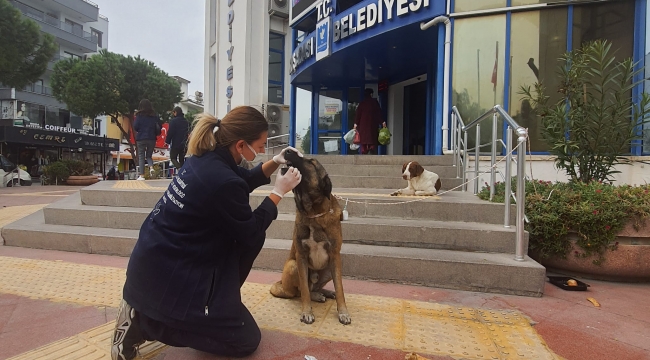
[435,178,442,192]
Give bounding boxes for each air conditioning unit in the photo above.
[268,0,288,19]
[265,103,290,141]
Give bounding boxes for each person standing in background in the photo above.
[133,99,161,180]
[165,107,190,170]
[354,88,386,155]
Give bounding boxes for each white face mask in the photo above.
[238,142,259,169]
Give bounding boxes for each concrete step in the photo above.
[2,210,545,297]
[45,193,523,254]
[257,154,455,166]
[269,175,464,190]
[80,183,516,225]
[320,164,462,178]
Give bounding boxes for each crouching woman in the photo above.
[111,106,303,359]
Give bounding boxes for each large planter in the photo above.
[532,222,650,282]
[66,175,99,186]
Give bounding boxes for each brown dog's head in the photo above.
[401,161,424,180]
[282,150,332,214]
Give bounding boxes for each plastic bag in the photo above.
[353,130,361,144]
[378,127,392,145]
[350,143,360,151]
[343,129,356,144]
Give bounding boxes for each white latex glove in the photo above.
[273,146,304,165]
[272,166,302,198]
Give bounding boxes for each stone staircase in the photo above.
[1,155,546,297]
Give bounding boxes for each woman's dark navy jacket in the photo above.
[123,147,277,329]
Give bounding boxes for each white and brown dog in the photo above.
[391,161,442,196]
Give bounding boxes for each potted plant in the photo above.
[64,160,98,186]
[42,161,70,185]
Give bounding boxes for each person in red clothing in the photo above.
[354,88,386,155]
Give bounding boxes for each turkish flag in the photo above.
[156,123,169,148]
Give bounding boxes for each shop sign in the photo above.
[1,101,15,120]
[4,127,118,151]
[333,0,431,42]
[315,0,332,61]
[290,36,314,75]
[45,124,78,134]
[225,0,235,113]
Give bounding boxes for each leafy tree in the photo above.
[184,109,199,124]
[51,50,182,165]
[520,40,650,183]
[0,0,57,88]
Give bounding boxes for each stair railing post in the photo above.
[504,126,512,228]
[474,124,481,194]
[451,111,457,169]
[490,113,497,201]
[463,130,468,191]
[515,127,528,261]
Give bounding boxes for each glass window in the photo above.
[510,8,568,152]
[269,33,283,51]
[268,52,283,83]
[572,1,634,58]
[268,32,284,103]
[296,88,312,154]
[91,28,102,47]
[46,106,59,127]
[454,0,506,12]
[318,90,343,155]
[268,84,283,104]
[451,15,506,151]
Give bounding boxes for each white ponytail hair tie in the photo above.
[213,118,222,134]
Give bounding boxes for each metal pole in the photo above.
[515,127,528,261]
[504,126,512,228]
[463,130,468,191]
[474,124,480,194]
[456,119,462,178]
[451,112,457,168]
[489,113,497,201]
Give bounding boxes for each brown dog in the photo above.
[270,150,351,325]
[391,161,441,196]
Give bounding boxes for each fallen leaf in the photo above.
[587,297,601,307]
[405,353,430,360]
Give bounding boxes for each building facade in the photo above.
[0,0,115,178]
[205,0,649,184]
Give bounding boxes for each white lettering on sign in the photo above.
[289,37,314,75]
[225,0,235,113]
[333,0,430,42]
[44,124,77,134]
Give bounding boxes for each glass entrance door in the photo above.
[317,90,344,155]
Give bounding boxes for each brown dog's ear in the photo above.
[321,174,333,199]
[412,162,425,177]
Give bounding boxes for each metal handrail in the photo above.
[265,133,290,153]
[450,105,529,262]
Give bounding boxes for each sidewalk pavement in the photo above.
[0,187,648,360]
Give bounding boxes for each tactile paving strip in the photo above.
[7,322,166,360]
[0,204,49,228]
[112,181,166,190]
[0,257,560,359]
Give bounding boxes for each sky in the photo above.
[95,0,206,97]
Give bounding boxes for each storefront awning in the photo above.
[290,0,445,89]
[0,126,119,152]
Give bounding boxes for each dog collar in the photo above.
[306,208,334,219]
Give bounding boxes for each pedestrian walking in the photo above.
[165,106,190,170]
[354,88,386,155]
[133,99,161,180]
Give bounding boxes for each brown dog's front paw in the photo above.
[300,312,315,324]
[338,312,351,325]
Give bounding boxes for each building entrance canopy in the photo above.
[290,0,446,90]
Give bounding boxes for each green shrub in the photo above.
[479,179,650,264]
[42,161,69,184]
[62,160,93,176]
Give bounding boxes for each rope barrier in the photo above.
[332,141,525,206]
